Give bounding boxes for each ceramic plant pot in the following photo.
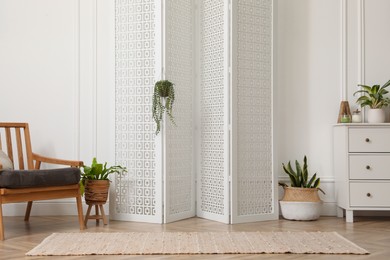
[367,108,385,123]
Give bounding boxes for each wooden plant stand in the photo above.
[84,204,108,226]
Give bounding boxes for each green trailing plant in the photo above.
[353,79,390,109]
[279,155,325,194]
[80,157,126,195]
[152,80,176,135]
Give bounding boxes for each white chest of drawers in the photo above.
[333,124,390,222]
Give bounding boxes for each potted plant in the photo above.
[80,158,126,205]
[353,79,390,123]
[152,80,176,135]
[279,156,325,221]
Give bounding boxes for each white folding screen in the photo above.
[197,0,230,223]
[197,0,276,224]
[113,0,195,223]
[231,0,276,223]
[113,0,275,224]
[163,0,196,223]
[113,0,162,223]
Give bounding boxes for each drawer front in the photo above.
[349,128,390,152]
[350,182,390,207]
[349,155,390,179]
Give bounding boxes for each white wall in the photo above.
[275,0,341,215]
[0,0,114,216]
[276,0,390,216]
[2,0,390,217]
[346,0,390,120]
[0,0,80,159]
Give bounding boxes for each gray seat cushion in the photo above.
[0,168,80,189]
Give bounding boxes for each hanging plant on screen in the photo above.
[152,80,176,135]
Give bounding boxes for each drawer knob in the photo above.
[367,193,371,197]
[366,165,371,170]
[365,138,370,142]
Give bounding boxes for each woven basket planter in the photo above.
[281,187,321,202]
[280,187,322,221]
[84,180,110,206]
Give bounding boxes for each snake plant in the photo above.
[152,80,176,135]
[280,156,325,194]
[354,79,390,109]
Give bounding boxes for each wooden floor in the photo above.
[1,215,389,259]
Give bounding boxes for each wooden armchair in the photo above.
[0,122,85,240]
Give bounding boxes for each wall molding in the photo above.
[357,0,366,121]
[74,0,81,159]
[341,0,347,100]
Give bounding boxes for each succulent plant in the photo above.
[280,156,325,194]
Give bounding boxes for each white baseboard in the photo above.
[5,201,337,217]
[4,201,390,219]
[321,202,337,216]
[2,200,109,217]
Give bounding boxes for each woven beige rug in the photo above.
[26,231,369,256]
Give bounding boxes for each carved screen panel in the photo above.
[112,0,162,223]
[197,0,230,223]
[163,0,195,223]
[231,0,276,223]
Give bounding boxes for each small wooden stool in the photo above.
[84,204,108,226]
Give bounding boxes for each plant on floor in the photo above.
[353,79,390,109]
[279,155,325,194]
[79,157,126,196]
[279,155,324,221]
[152,79,176,135]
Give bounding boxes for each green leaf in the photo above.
[381,79,390,89]
[295,160,303,186]
[358,85,375,92]
[283,162,298,187]
[302,165,308,186]
[372,85,380,93]
[353,89,369,96]
[312,178,320,188]
[306,173,317,188]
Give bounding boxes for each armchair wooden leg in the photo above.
[0,203,4,241]
[24,201,33,221]
[76,196,85,230]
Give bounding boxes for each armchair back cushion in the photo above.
[0,150,13,171]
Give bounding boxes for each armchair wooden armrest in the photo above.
[32,153,83,168]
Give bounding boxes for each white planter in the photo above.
[279,201,322,221]
[367,108,386,123]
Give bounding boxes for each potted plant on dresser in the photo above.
[80,158,126,225]
[354,79,390,123]
[279,156,325,221]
